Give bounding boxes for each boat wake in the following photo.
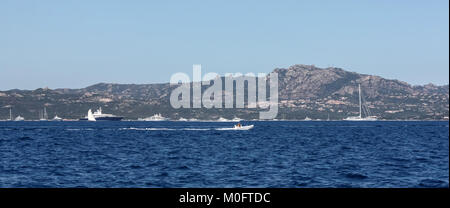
[119,126,253,131]
[215,127,250,131]
[119,127,210,131]
[216,125,254,131]
[66,128,94,131]
[120,127,175,131]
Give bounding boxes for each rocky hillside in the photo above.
[277,64,425,99]
[0,65,448,120]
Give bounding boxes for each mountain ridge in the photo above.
[1,64,448,120]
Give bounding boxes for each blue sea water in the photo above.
[0,121,448,188]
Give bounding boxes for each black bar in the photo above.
[0,188,448,207]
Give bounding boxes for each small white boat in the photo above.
[231,117,243,122]
[14,115,24,121]
[216,124,254,130]
[233,124,254,130]
[139,113,168,121]
[217,117,229,122]
[53,115,63,121]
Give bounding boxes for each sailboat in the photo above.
[6,107,24,121]
[344,84,377,121]
[39,107,48,121]
[7,108,12,121]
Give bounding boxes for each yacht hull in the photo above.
[79,117,123,121]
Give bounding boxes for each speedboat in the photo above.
[216,124,254,130]
[233,124,254,130]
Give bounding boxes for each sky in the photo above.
[0,0,448,90]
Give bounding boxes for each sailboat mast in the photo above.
[359,84,362,118]
[9,108,12,120]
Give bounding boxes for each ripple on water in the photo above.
[417,179,449,188]
[344,173,369,180]
[0,121,448,187]
[18,136,33,141]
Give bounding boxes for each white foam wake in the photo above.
[119,127,210,131]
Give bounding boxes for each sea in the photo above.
[0,121,448,188]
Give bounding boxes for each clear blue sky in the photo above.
[0,0,448,90]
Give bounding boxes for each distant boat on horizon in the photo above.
[344,84,378,121]
[7,107,12,121]
[14,115,24,121]
[217,117,229,122]
[52,115,63,121]
[231,117,243,122]
[80,107,123,121]
[138,113,168,121]
[39,107,48,121]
